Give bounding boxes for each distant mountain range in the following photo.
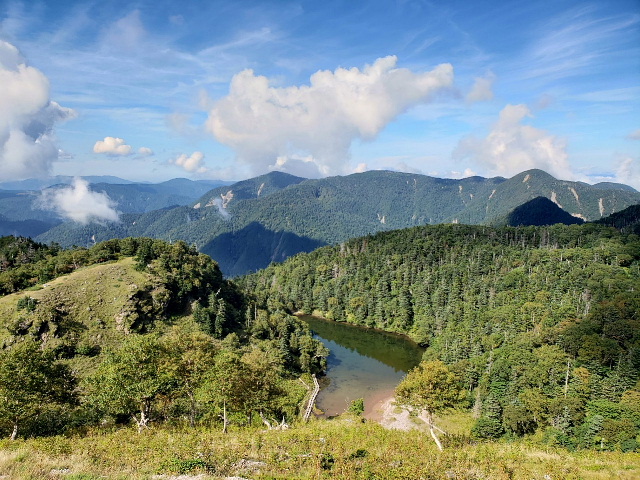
[0,177,231,238]
[0,175,228,190]
[27,169,639,276]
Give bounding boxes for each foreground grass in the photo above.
[1,419,638,479]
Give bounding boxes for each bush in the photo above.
[471,417,504,439]
[160,457,211,474]
[348,398,365,416]
[541,427,575,449]
[620,438,639,452]
[17,296,38,312]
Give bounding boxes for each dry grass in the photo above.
[0,258,155,374]
[0,420,638,479]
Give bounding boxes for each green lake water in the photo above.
[301,315,424,417]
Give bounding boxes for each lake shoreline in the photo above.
[300,313,424,418]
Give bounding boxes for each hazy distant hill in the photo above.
[591,181,638,192]
[0,190,63,237]
[35,169,640,276]
[0,175,135,190]
[87,178,228,213]
[0,178,230,238]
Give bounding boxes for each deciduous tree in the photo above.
[0,341,76,439]
[395,360,463,450]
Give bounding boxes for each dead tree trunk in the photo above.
[260,411,272,429]
[132,398,153,433]
[222,399,228,434]
[425,411,445,452]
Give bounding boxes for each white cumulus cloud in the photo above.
[454,104,574,180]
[0,40,75,181]
[615,156,640,190]
[138,146,154,156]
[38,177,120,224]
[93,136,133,156]
[171,151,207,173]
[205,56,454,177]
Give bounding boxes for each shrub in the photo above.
[17,296,38,312]
[471,417,504,439]
[160,457,211,474]
[348,398,365,416]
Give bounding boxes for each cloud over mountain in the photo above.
[0,41,75,181]
[171,151,207,173]
[454,104,573,180]
[206,56,454,177]
[93,137,153,158]
[38,178,120,224]
[616,157,639,190]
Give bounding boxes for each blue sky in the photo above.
[1,0,639,186]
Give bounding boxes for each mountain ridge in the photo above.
[33,169,640,276]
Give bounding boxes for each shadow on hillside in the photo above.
[201,221,326,277]
[0,218,62,238]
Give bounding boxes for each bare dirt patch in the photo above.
[366,395,429,431]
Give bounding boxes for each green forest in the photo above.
[0,236,327,441]
[1,210,640,478]
[240,221,640,451]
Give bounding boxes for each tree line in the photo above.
[240,222,640,451]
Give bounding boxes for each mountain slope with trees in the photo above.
[239,219,640,450]
[0,236,327,439]
[494,196,585,227]
[35,169,640,276]
[595,204,640,234]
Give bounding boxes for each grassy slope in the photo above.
[0,418,638,479]
[0,258,153,373]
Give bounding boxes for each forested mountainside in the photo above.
[0,236,326,439]
[0,190,62,237]
[239,219,640,449]
[35,169,640,276]
[595,204,640,234]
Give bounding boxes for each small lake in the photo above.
[301,315,425,418]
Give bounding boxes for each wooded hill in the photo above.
[493,196,586,227]
[0,236,327,439]
[35,169,640,276]
[239,214,640,450]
